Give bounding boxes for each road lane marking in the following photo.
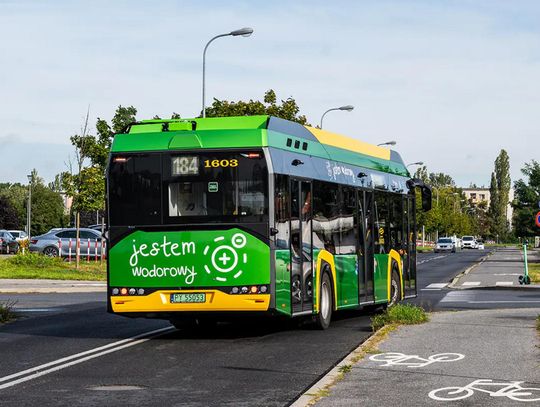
[461,282,481,286]
[370,352,464,368]
[425,283,447,289]
[0,326,175,390]
[495,281,514,286]
[417,255,447,265]
[494,273,520,276]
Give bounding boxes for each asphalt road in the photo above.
[0,249,519,406]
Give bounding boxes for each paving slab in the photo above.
[0,279,106,293]
[314,308,540,406]
[452,248,540,290]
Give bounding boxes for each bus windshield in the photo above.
[166,152,268,220]
[108,151,268,227]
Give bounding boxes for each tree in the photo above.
[488,149,511,240]
[513,160,540,237]
[0,195,19,229]
[62,106,137,224]
[204,89,309,124]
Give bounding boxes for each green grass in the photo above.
[0,252,106,281]
[371,303,429,331]
[0,300,17,323]
[416,246,433,252]
[528,262,540,284]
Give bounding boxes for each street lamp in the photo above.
[406,161,424,167]
[202,27,254,118]
[319,105,354,129]
[377,140,396,147]
[26,174,32,244]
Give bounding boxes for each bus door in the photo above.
[404,195,417,297]
[360,190,375,303]
[290,179,313,314]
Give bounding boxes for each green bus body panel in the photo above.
[109,229,270,288]
[334,255,359,309]
[374,254,389,302]
[274,249,291,315]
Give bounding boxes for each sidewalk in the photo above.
[451,247,540,289]
[302,308,540,406]
[0,279,106,293]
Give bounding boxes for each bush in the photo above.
[371,303,428,331]
[6,252,64,268]
[0,300,16,323]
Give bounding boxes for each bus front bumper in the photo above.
[111,290,271,313]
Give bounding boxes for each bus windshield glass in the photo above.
[165,151,268,222]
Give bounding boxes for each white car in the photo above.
[461,236,477,249]
[476,239,485,250]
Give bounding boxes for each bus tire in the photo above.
[314,270,333,330]
[389,265,401,307]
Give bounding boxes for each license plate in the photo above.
[170,293,206,303]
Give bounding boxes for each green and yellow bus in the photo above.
[106,115,431,329]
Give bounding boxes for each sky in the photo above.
[1,0,539,187]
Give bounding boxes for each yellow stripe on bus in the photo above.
[306,126,391,161]
[111,290,270,313]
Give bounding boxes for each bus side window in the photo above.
[313,181,338,255]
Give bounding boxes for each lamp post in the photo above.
[26,174,32,244]
[377,140,396,147]
[319,105,354,129]
[406,161,424,168]
[202,27,254,118]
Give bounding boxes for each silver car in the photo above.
[30,228,104,258]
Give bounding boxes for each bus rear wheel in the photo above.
[314,271,333,330]
[389,267,401,307]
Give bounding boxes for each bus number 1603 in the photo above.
[204,159,238,168]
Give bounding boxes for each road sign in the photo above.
[536,211,540,227]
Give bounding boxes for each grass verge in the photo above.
[416,246,433,253]
[371,303,429,331]
[0,300,17,323]
[528,262,540,284]
[305,304,428,406]
[0,253,106,281]
[536,315,539,332]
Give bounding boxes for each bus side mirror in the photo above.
[270,227,279,236]
[421,186,432,211]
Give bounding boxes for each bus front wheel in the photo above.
[314,271,333,330]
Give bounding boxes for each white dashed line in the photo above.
[461,282,481,286]
[495,281,514,286]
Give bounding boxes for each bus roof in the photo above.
[111,115,409,177]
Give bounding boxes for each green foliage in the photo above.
[7,252,64,268]
[0,195,19,229]
[513,160,540,237]
[204,89,309,125]
[0,171,67,235]
[413,166,475,237]
[371,304,428,331]
[0,300,16,323]
[62,106,137,214]
[489,150,511,240]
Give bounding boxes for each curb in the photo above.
[290,328,385,407]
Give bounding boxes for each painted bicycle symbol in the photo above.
[369,352,464,368]
[203,233,248,282]
[429,379,540,402]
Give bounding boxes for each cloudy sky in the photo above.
[1,0,539,187]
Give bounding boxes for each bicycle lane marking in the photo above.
[0,326,175,390]
[429,379,540,402]
[369,352,465,368]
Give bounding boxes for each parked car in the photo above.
[8,230,28,246]
[29,228,104,257]
[87,224,106,232]
[0,230,20,254]
[461,235,477,249]
[434,237,456,253]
